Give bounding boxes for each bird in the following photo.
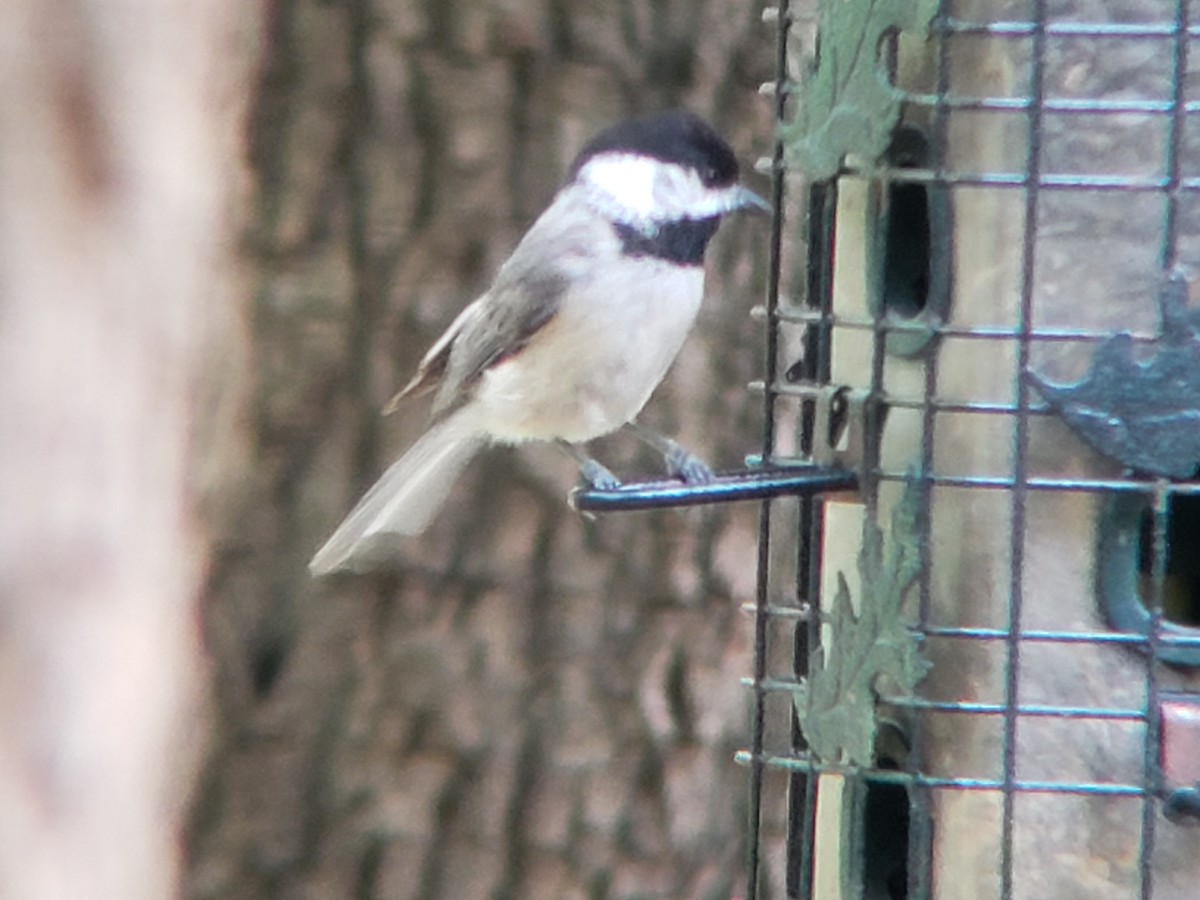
[309,110,768,575]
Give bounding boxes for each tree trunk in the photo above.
[187,2,780,897]
[0,1,248,898]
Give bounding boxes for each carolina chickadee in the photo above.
[310,110,768,575]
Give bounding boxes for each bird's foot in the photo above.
[663,442,714,484]
[579,459,622,491]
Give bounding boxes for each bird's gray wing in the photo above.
[430,266,567,413]
[389,194,605,418]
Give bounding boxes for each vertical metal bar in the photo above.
[746,2,792,897]
[1001,2,1048,898]
[907,5,952,898]
[1138,4,1190,893]
[1159,0,1190,274]
[747,492,773,900]
[1138,486,1170,900]
[788,499,823,900]
[863,265,887,523]
[845,28,895,900]
[788,179,837,900]
[798,182,838,456]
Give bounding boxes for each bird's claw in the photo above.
[664,444,714,484]
[580,459,622,491]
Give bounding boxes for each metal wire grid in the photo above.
[744,1,1200,899]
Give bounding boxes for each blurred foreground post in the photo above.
[0,1,246,897]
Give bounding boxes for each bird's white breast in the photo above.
[475,257,704,444]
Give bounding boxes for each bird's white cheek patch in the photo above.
[578,154,662,220]
[577,153,743,224]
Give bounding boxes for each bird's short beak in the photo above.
[733,184,772,216]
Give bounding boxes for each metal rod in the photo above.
[1139,6,1191,886]
[745,2,791,897]
[935,17,1200,39]
[788,177,839,900]
[764,310,1177,342]
[1000,1,1048,895]
[570,467,856,513]
[737,752,1152,797]
[763,167,1200,192]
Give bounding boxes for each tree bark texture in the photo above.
[0,1,249,898]
[187,1,784,898]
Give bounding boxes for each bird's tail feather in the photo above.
[309,410,483,575]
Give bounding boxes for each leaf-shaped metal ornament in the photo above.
[782,0,939,181]
[793,481,930,766]
[1029,276,1200,479]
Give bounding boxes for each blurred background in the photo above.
[0,0,785,898]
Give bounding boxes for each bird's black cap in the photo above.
[568,110,740,188]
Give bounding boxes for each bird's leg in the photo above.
[557,440,622,490]
[625,421,714,484]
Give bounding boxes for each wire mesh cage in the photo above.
[737,0,1200,898]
